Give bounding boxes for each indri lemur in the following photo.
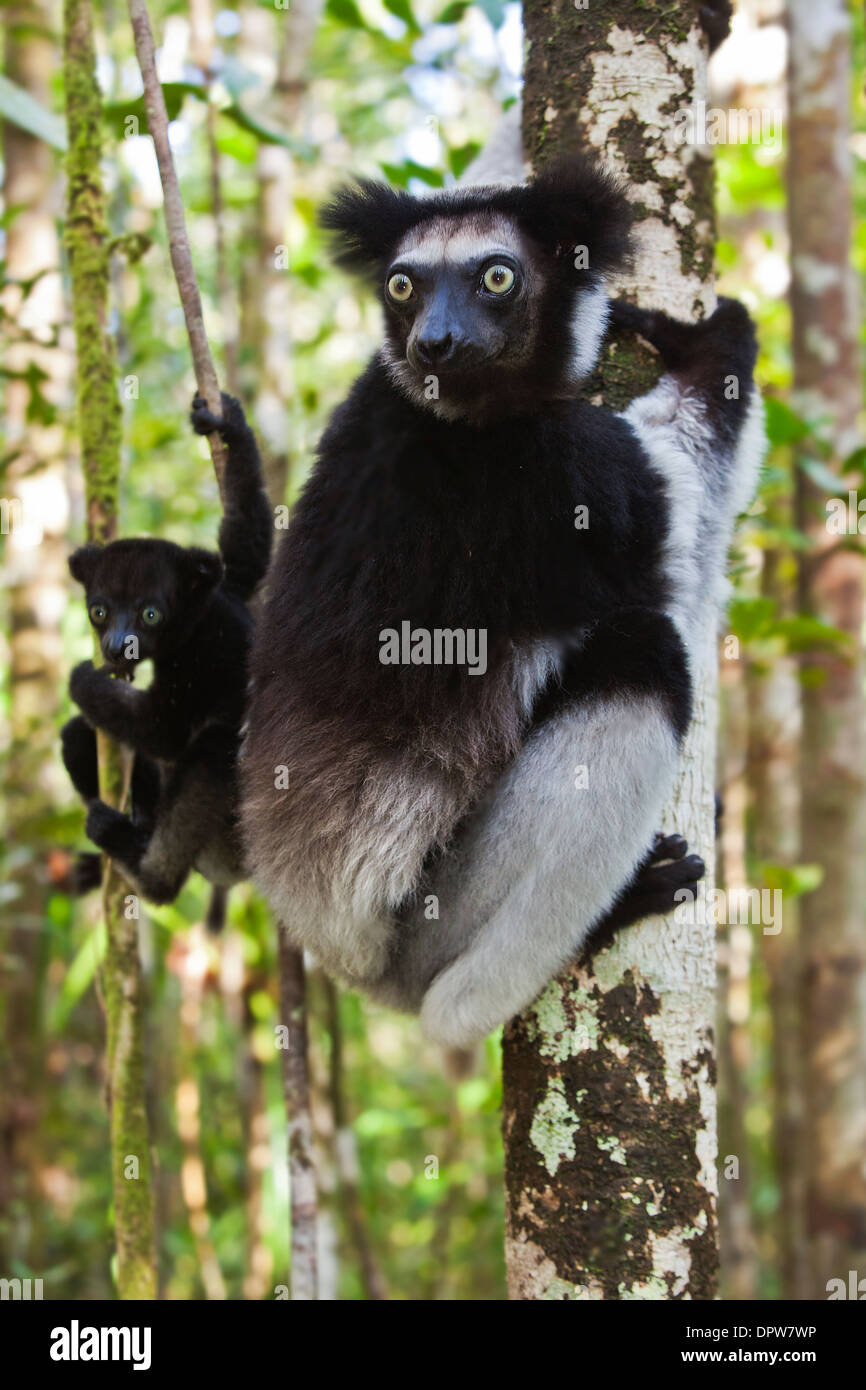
[241,155,764,1047]
[61,394,272,919]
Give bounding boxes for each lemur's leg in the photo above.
[60,715,99,802]
[86,727,239,905]
[373,608,692,1046]
[190,393,272,601]
[69,661,181,761]
[130,752,161,834]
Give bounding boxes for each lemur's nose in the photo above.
[415,332,453,366]
[105,632,131,661]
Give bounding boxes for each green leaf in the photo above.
[759,862,824,899]
[326,0,368,28]
[764,396,810,447]
[727,595,775,642]
[380,160,444,188]
[50,922,106,1030]
[220,101,308,152]
[767,614,853,653]
[799,454,845,493]
[0,74,66,150]
[102,82,205,140]
[437,0,470,20]
[447,140,481,178]
[383,0,421,31]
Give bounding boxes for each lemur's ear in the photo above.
[319,179,421,277]
[68,544,103,587]
[512,155,634,280]
[185,548,223,596]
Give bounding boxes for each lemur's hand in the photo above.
[190,391,249,443]
[69,659,105,706]
[70,659,135,723]
[609,296,756,373]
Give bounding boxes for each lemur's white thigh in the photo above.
[413,694,681,1048]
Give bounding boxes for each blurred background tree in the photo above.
[0,0,863,1299]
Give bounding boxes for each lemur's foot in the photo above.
[72,851,103,894]
[581,832,705,960]
[85,799,147,864]
[190,391,248,442]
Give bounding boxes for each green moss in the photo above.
[64,0,155,1300]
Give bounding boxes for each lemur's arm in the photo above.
[190,393,273,601]
[69,661,185,761]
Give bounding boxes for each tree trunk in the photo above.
[0,0,68,1271]
[63,0,157,1299]
[503,0,720,1300]
[787,0,866,1296]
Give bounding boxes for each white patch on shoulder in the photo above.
[567,283,611,381]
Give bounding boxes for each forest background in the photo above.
[1,0,864,1300]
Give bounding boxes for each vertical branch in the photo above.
[278,932,318,1300]
[323,978,385,1300]
[63,0,156,1300]
[126,0,228,495]
[502,0,720,1300]
[128,0,319,1298]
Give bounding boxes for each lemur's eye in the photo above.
[141,605,163,627]
[89,603,108,624]
[482,264,515,295]
[387,273,414,303]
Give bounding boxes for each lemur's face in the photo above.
[380,214,549,419]
[319,155,634,425]
[69,540,222,672]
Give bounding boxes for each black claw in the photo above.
[653,832,688,861]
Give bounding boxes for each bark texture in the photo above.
[787,0,866,1296]
[0,0,68,1270]
[64,0,157,1299]
[503,0,720,1300]
[278,932,318,1300]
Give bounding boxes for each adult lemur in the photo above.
[61,394,271,920]
[242,155,764,1047]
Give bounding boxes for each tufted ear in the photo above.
[185,547,223,598]
[508,154,634,281]
[68,543,103,588]
[319,179,424,278]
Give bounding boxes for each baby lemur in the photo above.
[61,393,271,919]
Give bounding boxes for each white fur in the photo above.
[568,284,612,381]
[415,697,681,1047]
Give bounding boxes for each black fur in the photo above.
[320,154,633,285]
[241,156,760,1036]
[62,393,271,913]
[700,0,733,53]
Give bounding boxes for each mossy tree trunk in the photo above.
[502,0,720,1300]
[787,0,866,1297]
[63,0,157,1299]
